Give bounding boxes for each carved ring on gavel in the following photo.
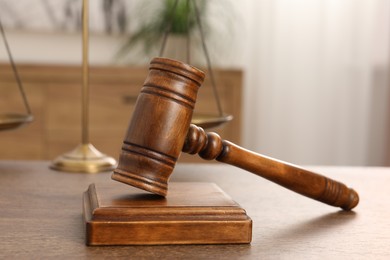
[112,57,359,211]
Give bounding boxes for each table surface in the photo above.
[0,160,389,259]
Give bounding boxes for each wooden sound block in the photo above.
[83,182,252,245]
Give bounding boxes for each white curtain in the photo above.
[240,0,390,165]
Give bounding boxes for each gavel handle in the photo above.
[183,124,359,210]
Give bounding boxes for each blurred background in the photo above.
[0,0,389,166]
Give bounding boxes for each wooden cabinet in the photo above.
[0,64,242,162]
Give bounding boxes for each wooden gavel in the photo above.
[112,57,359,211]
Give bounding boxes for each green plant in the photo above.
[117,0,207,59]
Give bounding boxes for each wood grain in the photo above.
[0,63,242,161]
[0,161,389,258]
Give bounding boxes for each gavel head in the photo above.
[111,57,205,196]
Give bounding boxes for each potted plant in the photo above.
[117,0,210,63]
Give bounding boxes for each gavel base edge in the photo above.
[83,182,252,245]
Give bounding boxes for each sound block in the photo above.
[83,182,252,245]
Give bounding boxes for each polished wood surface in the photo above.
[84,182,251,245]
[0,161,389,258]
[0,63,242,162]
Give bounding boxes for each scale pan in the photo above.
[191,114,233,129]
[0,113,33,131]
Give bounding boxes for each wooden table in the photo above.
[0,161,389,258]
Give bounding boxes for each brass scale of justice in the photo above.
[0,0,231,172]
[0,18,33,131]
[1,0,359,245]
[48,0,233,173]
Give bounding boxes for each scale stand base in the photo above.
[50,143,116,173]
[83,182,252,245]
